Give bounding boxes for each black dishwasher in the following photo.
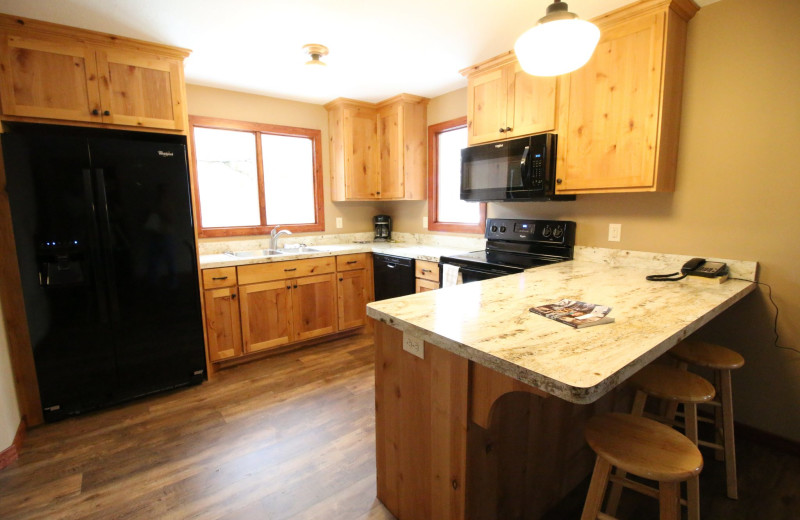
[373,253,416,301]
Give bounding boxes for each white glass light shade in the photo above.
[514,18,600,77]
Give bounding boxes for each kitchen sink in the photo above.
[223,249,283,258]
[278,247,321,254]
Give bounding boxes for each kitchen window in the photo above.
[189,116,324,238]
[427,116,486,233]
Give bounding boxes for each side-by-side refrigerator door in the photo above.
[87,137,205,400]
[3,133,116,421]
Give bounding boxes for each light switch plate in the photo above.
[403,333,424,359]
[422,216,428,228]
[336,217,343,229]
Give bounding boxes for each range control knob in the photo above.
[542,225,552,238]
[499,226,506,232]
[490,225,498,232]
[553,225,564,239]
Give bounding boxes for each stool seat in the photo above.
[585,413,703,483]
[629,364,715,404]
[670,339,745,370]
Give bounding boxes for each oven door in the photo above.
[438,261,520,286]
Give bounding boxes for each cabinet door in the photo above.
[466,67,507,145]
[0,33,102,122]
[415,278,439,293]
[204,287,242,361]
[377,104,404,199]
[506,63,556,137]
[239,280,292,353]
[95,49,185,130]
[338,269,368,330]
[557,13,665,192]
[292,273,338,341]
[344,105,379,199]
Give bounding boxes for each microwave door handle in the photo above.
[520,145,530,168]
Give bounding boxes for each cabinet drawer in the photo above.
[202,267,237,289]
[238,257,335,285]
[415,260,440,282]
[416,278,439,293]
[337,253,369,271]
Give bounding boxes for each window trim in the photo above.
[427,116,486,234]
[189,115,325,238]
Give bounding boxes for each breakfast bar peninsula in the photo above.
[366,252,756,519]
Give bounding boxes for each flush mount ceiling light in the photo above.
[514,0,600,77]
[303,43,329,67]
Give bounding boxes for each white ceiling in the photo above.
[0,0,717,105]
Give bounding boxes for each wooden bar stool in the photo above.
[582,413,704,520]
[605,364,715,520]
[669,339,745,499]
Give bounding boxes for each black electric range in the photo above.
[438,218,576,285]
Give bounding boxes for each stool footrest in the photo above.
[698,439,724,451]
[608,474,689,506]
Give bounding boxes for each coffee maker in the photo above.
[373,215,392,241]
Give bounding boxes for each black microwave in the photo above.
[460,134,574,202]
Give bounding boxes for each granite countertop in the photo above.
[199,242,475,269]
[366,257,757,404]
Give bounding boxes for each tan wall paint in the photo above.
[185,85,380,240]
[418,0,800,440]
[0,296,21,449]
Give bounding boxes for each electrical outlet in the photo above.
[608,223,621,242]
[336,217,343,229]
[402,333,424,359]
[422,216,428,228]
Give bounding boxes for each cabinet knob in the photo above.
[498,128,506,133]
[556,178,563,184]
[293,284,298,289]
[231,293,237,300]
[286,285,291,289]
[92,109,100,116]
[103,110,110,116]
[339,277,343,282]
[505,127,512,132]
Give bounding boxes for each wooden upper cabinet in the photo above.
[555,0,698,193]
[95,49,185,130]
[326,94,428,201]
[461,53,556,146]
[0,14,188,133]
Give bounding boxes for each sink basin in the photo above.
[278,247,321,254]
[224,249,283,258]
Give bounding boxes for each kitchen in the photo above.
[0,0,799,518]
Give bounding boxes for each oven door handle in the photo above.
[439,262,516,277]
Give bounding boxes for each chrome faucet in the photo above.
[270,226,292,250]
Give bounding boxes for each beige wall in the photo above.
[0,296,21,449]
[185,85,380,240]
[418,0,800,441]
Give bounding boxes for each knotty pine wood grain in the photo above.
[0,333,395,520]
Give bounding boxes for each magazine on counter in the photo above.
[529,299,614,329]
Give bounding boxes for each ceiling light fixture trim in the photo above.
[303,43,329,67]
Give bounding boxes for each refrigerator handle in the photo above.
[82,168,111,324]
[93,168,121,323]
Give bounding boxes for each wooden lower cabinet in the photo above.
[203,286,242,362]
[239,280,292,353]
[415,259,440,293]
[415,278,439,293]
[292,273,338,341]
[338,269,369,330]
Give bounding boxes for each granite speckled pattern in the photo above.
[366,259,757,404]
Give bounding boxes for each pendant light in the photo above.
[514,0,600,77]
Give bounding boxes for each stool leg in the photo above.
[605,390,648,516]
[665,360,689,420]
[714,370,724,462]
[720,369,738,499]
[685,403,701,520]
[581,457,612,520]
[659,481,681,520]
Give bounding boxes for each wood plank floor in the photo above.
[1,332,798,519]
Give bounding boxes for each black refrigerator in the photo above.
[3,125,206,422]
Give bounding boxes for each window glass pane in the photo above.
[194,127,260,228]
[437,127,479,224]
[262,134,316,225]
